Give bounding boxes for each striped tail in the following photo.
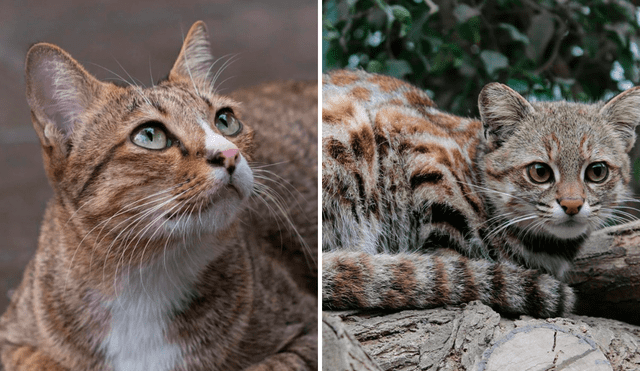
[322,251,575,318]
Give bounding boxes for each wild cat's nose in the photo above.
[207,148,240,175]
[558,198,583,216]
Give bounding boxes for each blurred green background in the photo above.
[323,0,640,210]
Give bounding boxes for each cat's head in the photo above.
[478,83,640,240]
[25,21,255,246]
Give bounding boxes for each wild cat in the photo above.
[322,69,640,318]
[0,21,317,371]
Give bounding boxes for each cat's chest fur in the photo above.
[100,238,222,371]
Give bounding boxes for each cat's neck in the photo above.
[108,234,228,307]
[99,233,247,371]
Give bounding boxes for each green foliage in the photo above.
[323,0,640,117]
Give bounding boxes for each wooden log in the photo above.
[568,220,640,325]
[324,303,640,371]
[322,221,640,370]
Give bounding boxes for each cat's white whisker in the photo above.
[209,54,240,95]
[105,188,188,299]
[64,189,175,295]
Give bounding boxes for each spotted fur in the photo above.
[322,69,640,317]
[0,21,317,371]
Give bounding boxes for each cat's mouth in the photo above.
[205,183,244,206]
[545,218,590,239]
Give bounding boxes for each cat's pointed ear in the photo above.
[169,21,215,84]
[599,86,640,152]
[478,83,534,148]
[25,43,103,155]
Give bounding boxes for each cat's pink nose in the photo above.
[221,148,239,159]
[207,148,240,175]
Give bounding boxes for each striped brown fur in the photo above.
[0,22,317,371]
[323,69,640,318]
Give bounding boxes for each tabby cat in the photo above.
[322,69,640,318]
[0,21,317,371]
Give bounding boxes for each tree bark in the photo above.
[322,221,640,371]
[568,220,640,325]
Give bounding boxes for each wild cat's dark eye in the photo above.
[527,163,553,184]
[131,124,172,150]
[586,162,608,183]
[215,110,242,136]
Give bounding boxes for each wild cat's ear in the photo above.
[478,83,535,148]
[25,43,104,156]
[599,86,640,152]
[169,21,215,84]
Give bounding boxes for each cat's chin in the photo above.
[543,220,590,240]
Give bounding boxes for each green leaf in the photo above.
[634,158,640,183]
[507,78,529,93]
[480,50,509,76]
[390,5,412,37]
[453,4,480,24]
[498,23,529,44]
[605,22,633,46]
[366,60,384,73]
[325,45,345,70]
[324,0,340,25]
[459,17,481,44]
[385,59,413,78]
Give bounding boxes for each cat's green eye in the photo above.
[527,163,553,184]
[586,162,608,183]
[131,126,169,150]
[215,111,242,136]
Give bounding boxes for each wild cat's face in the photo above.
[26,22,254,254]
[479,83,640,240]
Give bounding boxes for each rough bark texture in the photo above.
[323,222,640,371]
[568,220,640,325]
[323,304,640,371]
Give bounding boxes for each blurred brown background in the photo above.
[0,0,317,314]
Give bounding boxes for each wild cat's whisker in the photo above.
[602,208,640,224]
[457,180,531,204]
[474,211,517,231]
[483,214,538,244]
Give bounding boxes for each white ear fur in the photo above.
[25,43,102,148]
[478,83,535,146]
[599,86,640,152]
[169,21,216,85]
